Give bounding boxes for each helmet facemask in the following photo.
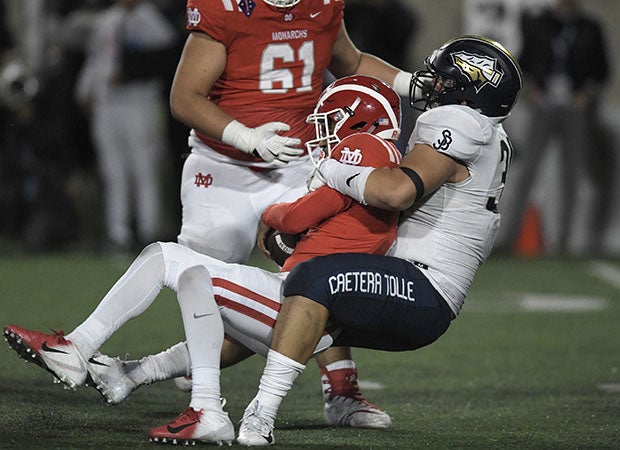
[409,69,438,112]
[262,0,302,7]
[305,106,355,169]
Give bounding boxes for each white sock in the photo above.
[324,359,356,372]
[134,341,191,385]
[67,243,166,359]
[251,349,305,425]
[176,265,224,413]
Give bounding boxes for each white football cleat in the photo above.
[86,352,142,405]
[3,324,87,389]
[237,399,275,446]
[149,407,234,446]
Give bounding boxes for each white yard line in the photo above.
[589,261,620,290]
[598,383,620,394]
[358,381,385,390]
[519,294,608,312]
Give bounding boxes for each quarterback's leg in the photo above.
[3,242,205,389]
[149,265,234,445]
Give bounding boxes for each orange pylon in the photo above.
[514,204,544,257]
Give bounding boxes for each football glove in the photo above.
[222,119,303,165]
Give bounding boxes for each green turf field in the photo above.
[1,253,619,449]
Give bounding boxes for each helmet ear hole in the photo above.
[350,121,367,131]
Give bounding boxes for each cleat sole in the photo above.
[3,328,79,390]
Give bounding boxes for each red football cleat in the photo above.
[321,367,392,429]
[3,324,87,389]
[148,407,234,446]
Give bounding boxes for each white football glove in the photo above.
[306,166,327,192]
[222,119,303,165]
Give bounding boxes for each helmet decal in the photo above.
[450,51,504,92]
[338,147,363,165]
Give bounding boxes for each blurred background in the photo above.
[0,0,618,257]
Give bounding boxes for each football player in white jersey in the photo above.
[237,35,523,446]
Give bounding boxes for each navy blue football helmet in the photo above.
[410,36,523,118]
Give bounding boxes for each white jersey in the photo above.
[389,105,512,316]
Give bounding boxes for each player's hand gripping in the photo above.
[256,219,273,260]
[222,119,303,165]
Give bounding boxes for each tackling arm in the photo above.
[328,23,411,96]
[364,144,464,210]
[320,143,468,211]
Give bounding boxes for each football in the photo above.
[264,229,299,267]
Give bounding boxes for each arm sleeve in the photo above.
[412,106,489,163]
[263,187,351,234]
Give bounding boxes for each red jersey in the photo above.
[262,133,402,272]
[185,0,344,163]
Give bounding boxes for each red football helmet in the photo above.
[306,75,401,163]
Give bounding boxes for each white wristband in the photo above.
[321,159,374,205]
[393,71,413,97]
[221,119,253,154]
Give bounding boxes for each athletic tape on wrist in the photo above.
[393,71,413,97]
[221,119,252,153]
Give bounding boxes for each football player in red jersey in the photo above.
[169,0,413,427]
[4,76,405,445]
[239,35,523,445]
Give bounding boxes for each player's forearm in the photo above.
[354,53,402,88]
[320,159,416,211]
[363,167,418,211]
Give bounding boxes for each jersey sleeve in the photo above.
[262,187,352,234]
[186,0,227,42]
[410,105,493,163]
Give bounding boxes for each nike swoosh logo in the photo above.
[193,312,214,319]
[167,421,199,434]
[41,342,68,354]
[88,356,110,367]
[265,432,274,444]
[345,173,361,187]
[310,11,321,18]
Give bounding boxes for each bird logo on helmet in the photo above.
[410,35,523,119]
